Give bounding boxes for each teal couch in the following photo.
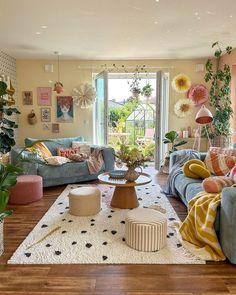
[11,136,115,188]
[169,150,236,264]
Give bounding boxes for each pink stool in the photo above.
[9,175,43,205]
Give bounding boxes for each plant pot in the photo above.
[124,166,140,182]
[212,135,231,148]
[0,220,4,256]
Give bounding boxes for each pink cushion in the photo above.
[202,176,234,193]
[9,175,43,204]
[229,164,236,182]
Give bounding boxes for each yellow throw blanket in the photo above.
[179,191,225,261]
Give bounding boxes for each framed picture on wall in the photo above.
[41,107,51,122]
[52,123,60,133]
[22,91,33,105]
[37,87,52,106]
[56,96,74,123]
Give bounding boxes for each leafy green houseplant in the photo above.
[141,83,153,98]
[0,81,20,154]
[204,42,233,146]
[163,130,187,160]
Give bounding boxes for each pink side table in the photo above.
[9,175,43,205]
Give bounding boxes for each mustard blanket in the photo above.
[179,191,225,261]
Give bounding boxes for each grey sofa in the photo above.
[169,150,236,264]
[11,136,115,188]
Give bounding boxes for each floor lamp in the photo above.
[193,105,213,151]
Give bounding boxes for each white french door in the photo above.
[155,71,169,170]
[94,71,108,145]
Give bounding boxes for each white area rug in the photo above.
[8,183,205,264]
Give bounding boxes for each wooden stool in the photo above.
[69,187,101,216]
[125,208,167,252]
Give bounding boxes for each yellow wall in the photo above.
[16,58,208,146]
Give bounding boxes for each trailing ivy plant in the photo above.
[204,42,233,138]
[0,81,20,154]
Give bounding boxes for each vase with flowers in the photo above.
[115,144,147,182]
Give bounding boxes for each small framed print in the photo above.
[22,91,33,105]
[42,123,51,131]
[52,123,60,133]
[56,96,74,123]
[37,87,52,106]
[41,107,51,122]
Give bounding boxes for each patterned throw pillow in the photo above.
[202,176,234,193]
[72,141,91,157]
[229,164,236,182]
[45,156,71,166]
[57,147,80,158]
[26,142,52,159]
[204,151,236,176]
[68,153,87,162]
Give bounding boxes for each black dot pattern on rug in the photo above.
[90,223,95,226]
[120,221,125,224]
[24,252,31,257]
[62,230,67,234]
[154,201,158,204]
[102,241,108,245]
[46,243,51,247]
[72,241,77,245]
[55,251,61,255]
[111,230,117,235]
[58,202,63,205]
[166,235,170,238]
[68,220,73,223]
[137,189,141,191]
[59,212,64,215]
[81,230,87,234]
[86,243,92,248]
[65,206,69,209]
[138,198,142,201]
[177,243,182,248]
[169,233,174,236]
[169,217,176,221]
[110,210,115,213]
[143,206,148,208]
[90,219,95,222]
[102,256,108,261]
[41,224,48,228]
[146,192,150,195]
[102,194,106,197]
[103,229,108,232]
[107,215,112,218]
[62,219,66,221]
[122,237,125,242]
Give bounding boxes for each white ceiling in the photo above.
[1,0,236,60]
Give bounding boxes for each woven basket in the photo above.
[27,110,37,125]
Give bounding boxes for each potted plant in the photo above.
[0,81,20,155]
[141,83,153,98]
[162,131,187,173]
[204,42,233,147]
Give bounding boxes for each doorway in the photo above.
[94,71,169,170]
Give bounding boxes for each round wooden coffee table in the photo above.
[98,172,152,209]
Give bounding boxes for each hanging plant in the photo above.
[187,84,209,106]
[204,41,233,138]
[174,98,194,118]
[72,83,96,108]
[141,83,153,98]
[172,74,191,93]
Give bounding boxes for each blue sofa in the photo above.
[11,136,115,188]
[169,150,236,264]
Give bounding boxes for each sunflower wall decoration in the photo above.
[72,83,96,108]
[174,98,194,118]
[172,74,191,93]
[187,84,209,106]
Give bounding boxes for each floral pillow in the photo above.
[68,153,87,162]
[72,142,91,157]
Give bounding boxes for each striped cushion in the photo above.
[202,176,234,193]
[26,142,52,159]
[210,147,236,156]
[204,151,236,176]
[229,164,236,182]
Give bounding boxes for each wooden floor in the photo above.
[0,168,236,295]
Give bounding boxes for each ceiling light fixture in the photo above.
[155,0,160,2]
[54,51,64,94]
[36,32,41,35]
[41,25,47,29]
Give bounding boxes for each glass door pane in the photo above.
[94,71,108,145]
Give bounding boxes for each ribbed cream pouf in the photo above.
[69,187,101,216]
[125,208,167,252]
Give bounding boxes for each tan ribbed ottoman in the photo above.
[69,187,101,216]
[125,208,167,252]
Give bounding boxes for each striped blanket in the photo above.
[179,191,226,261]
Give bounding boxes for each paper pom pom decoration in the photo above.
[174,98,194,118]
[72,83,96,108]
[187,84,209,106]
[172,74,191,93]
